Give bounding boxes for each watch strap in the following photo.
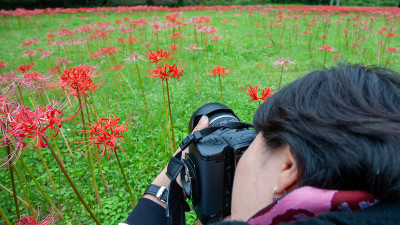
[144,184,168,203]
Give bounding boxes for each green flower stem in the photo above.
[83,98,109,193]
[6,146,20,219]
[218,75,225,104]
[115,150,136,207]
[76,86,102,209]
[43,137,101,225]
[162,83,174,154]
[165,79,177,151]
[0,205,11,225]
[37,148,57,190]
[135,63,149,116]
[14,163,36,218]
[0,183,36,213]
[19,158,62,217]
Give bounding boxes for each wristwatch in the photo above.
[144,184,169,203]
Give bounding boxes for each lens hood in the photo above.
[189,102,239,132]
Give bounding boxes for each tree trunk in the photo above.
[336,0,340,6]
[330,0,334,6]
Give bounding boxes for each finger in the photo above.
[192,115,209,132]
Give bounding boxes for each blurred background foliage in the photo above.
[0,0,399,10]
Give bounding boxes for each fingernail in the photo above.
[199,115,207,124]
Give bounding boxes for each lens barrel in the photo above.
[189,103,240,132]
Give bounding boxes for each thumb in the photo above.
[192,116,209,132]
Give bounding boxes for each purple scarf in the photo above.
[247,186,379,225]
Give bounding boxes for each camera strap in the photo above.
[165,122,253,225]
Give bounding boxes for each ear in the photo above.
[275,144,298,197]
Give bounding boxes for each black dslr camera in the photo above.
[181,103,257,224]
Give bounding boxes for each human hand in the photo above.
[143,116,209,208]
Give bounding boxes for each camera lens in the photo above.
[208,111,239,127]
[189,103,240,132]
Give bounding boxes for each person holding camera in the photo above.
[122,63,400,225]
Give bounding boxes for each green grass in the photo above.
[0,5,399,225]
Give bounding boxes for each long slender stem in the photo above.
[0,183,37,214]
[278,66,284,89]
[59,129,75,161]
[115,151,136,207]
[83,97,109,193]
[76,88,102,209]
[162,83,174,154]
[37,148,57,190]
[6,146,20,219]
[43,138,101,225]
[218,75,224,104]
[165,79,177,151]
[135,64,149,116]
[14,164,36,218]
[0,205,11,225]
[19,158,62,216]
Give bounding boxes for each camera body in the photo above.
[182,103,256,224]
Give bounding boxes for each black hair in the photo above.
[253,63,400,200]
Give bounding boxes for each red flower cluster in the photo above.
[317,44,336,52]
[21,71,49,90]
[246,85,272,102]
[55,64,101,97]
[97,46,120,56]
[146,49,173,65]
[16,64,33,73]
[87,116,135,157]
[211,66,230,78]
[149,63,183,82]
[1,102,77,167]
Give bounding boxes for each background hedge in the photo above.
[0,0,399,11]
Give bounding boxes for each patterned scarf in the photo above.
[247,186,379,225]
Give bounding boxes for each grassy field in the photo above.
[0,5,399,224]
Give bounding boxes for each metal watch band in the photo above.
[144,184,169,203]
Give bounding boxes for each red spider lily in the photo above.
[170,32,183,38]
[116,37,125,43]
[333,54,341,61]
[385,32,396,38]
[148,63,184,82]
[21,49,37,58]
[1,103,77,167]
[246,85,272,102]
[16,205,62,225]
[146,49,173,65]
[185,44,202,51]
[126,37,137,44]
[0,60,9,69]
[342,29,349,34]
[55,64,101,97]
[123,52,143,64]
[110,64,124,71]
[273,57,295,67]
[386,47,399,53]
[84,114,137,158]
[317,44,336,52]
[56,57,72,66]
[21,71,49,90]
[210,66,230,78]
[39,51,53,60]
[211,35,221,41]
[98,46,120,56]
[16,64,33,73]
[168,44,178,51]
